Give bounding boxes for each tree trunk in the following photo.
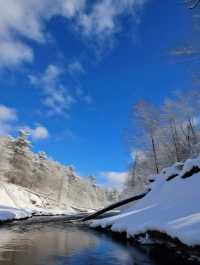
[151,136,159,174]
[188,118,197,144]
[170,120,180,162]
[81,189,150,222]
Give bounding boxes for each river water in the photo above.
[0,218,163,265]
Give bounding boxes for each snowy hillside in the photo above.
[0,134,118,220]
[0,181,78,222]
[91,157,200,247]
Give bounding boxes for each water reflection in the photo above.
[0,221,156,265]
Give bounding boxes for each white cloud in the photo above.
[68,60,85,75]
[0,40,33,68]
[102,171,128,188]
[31,126,49,140]
[24,125,49,141]
[0,105,49,140]
[0,0,86,67]
[82,95,93,104]
[29,64,62,87]
[79,0,146,39]
[75,88,93,104]
[29,64,93,116]
[0,105,17,121]
[0,0,147,67]
[0,105,17,135]
[29,64,76,116]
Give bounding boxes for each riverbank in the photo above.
[92,225,200,265]
[0,217,199,265]
[90,157,200,263]
[0,210,199,264]
[0,181,94,224]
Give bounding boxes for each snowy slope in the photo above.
[91,158,200,246]
[0,136,118,211]
[0,181,77,222]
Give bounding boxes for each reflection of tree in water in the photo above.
[0,224,98,265]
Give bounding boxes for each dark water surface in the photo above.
[0,218,158,265]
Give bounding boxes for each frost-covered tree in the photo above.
[131,100,160,174]
[87,175,96,185]
[7,130,32,186]
[186,0,200,9]
[124,151,152,195]
[176,90,200,145]
[125,90,200,194]
[162,98,184,162]
[0,134,118,209]
[13,129,31,154]
[38,151,47,161]
[162,90,200,160]
[67,165,76,179]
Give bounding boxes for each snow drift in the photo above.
[91,158,200,246]
[0,181,78,222]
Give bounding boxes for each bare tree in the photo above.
[132,101,160,174]
[162,98,183,162]
[125,89,200,194]
[185,0,200,9]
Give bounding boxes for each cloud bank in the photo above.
[102,171,128,188]
[0,0,147,68]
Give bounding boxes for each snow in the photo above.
[0,135,119,223]
[0,136,119,211]
[0,205,32,221]
[91,156,200,246]
[0,181,76,222]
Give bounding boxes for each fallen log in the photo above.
[81,189,151,222]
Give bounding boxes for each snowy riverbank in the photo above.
[91,156,200,248]
[0,181,80,223]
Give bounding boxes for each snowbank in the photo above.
[0,205,32,222]
[91,157,200,246]
[0,181,76,222]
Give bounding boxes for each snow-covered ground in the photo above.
[0,181,77,222]
[91,157,200,247]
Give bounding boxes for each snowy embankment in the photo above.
[0,181,76,223]
[91,157,200,247]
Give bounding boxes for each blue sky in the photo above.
[0,0,195,186]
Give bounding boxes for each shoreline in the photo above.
[92,225,200,265]
[0,212,199,264]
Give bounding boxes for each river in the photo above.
[0,217,181,265]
